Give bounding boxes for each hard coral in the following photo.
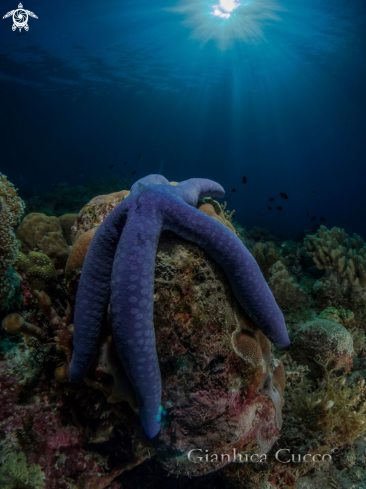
[305,225,366,298]
[293,319,353,374]
[268,261,310,309]
[58,213,78,245]
[74,190,130,239]
[197,197,236,233]
[16,251,57,292]
[0,173,25,310]
[16,212,70,268]
[252,242,286,278]
[65,229,96,284]
[151,232,285,476]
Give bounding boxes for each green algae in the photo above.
[0,449,46,489]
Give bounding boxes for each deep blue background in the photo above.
[0,0,365,239]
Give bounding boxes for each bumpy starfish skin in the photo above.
[69,174,290,438]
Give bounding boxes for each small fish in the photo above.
[225,198,229,201]
[267,206,272,211]
[242,176,247,184]
[124,161,127,165]
[232,188,236,192]
[310,190,316,194]
[122,173,124,176]
[320,217,326,222]
[269,198,274,201]
[277,207,283,211]
[261,214,263,217]
[109,164,114,169]
[280,192,288,200]
[307,210,309,217]
[311,216,317,221]
[138,154,142,160]
[131,171,137,175]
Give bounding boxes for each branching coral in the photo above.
[268,261,310,309]
[305,225,366,297]
[289,370,366,445]
[252,242,286,278]
[0,173,25,310]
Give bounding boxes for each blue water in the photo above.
[1,0,365,239]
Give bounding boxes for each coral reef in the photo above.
[24,175,132,217]
[5,174,366,489]
[305,225,366,298]
[152,232,285,476]
[242,227,280,249]
[69,174,289,440]
[58,213,78,245]
[197,197,235,232]
[0,173,25,311]
[293,319,353,374]
[16,251,57,292]
[65,229,96,284]
[252,241,286,278]
[268,261,310,309]
[74,190,130,239]
[16,213,70,269]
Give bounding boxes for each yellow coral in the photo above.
[305,225,366,293]
[268,261,309,309]
[16,251,56,292]
[0,173,25,309]
[16,213,70,268]
[252,242,286,278]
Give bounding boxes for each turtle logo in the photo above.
[3,3,38,32]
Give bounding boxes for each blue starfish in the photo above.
[69,174,290,438]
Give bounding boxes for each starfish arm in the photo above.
[164,201,290,347]
[69,201,130,383]
[110,201,163,438]
[176,178,225,207]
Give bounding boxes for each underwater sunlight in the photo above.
[169,0,283,48]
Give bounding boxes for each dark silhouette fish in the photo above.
[310,190,316,194]
[138,154,142,160]
[124,161,128,165]
[311,216,317,221]
[277,207,283,211]
[280,192,288,200]
[307,210,309,217]
[109,164,114,169]
[268,206,272,210]
[132,171,137,175]
[320,217,326,222]
[269,198,274,201]
[232,188,236,192]
[242,176,247,184]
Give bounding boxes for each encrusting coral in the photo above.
[16,212,70,269]
[305,225,366,298]
[268,261,310,309]
[0,173,25,311]
[16,251,57,293]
